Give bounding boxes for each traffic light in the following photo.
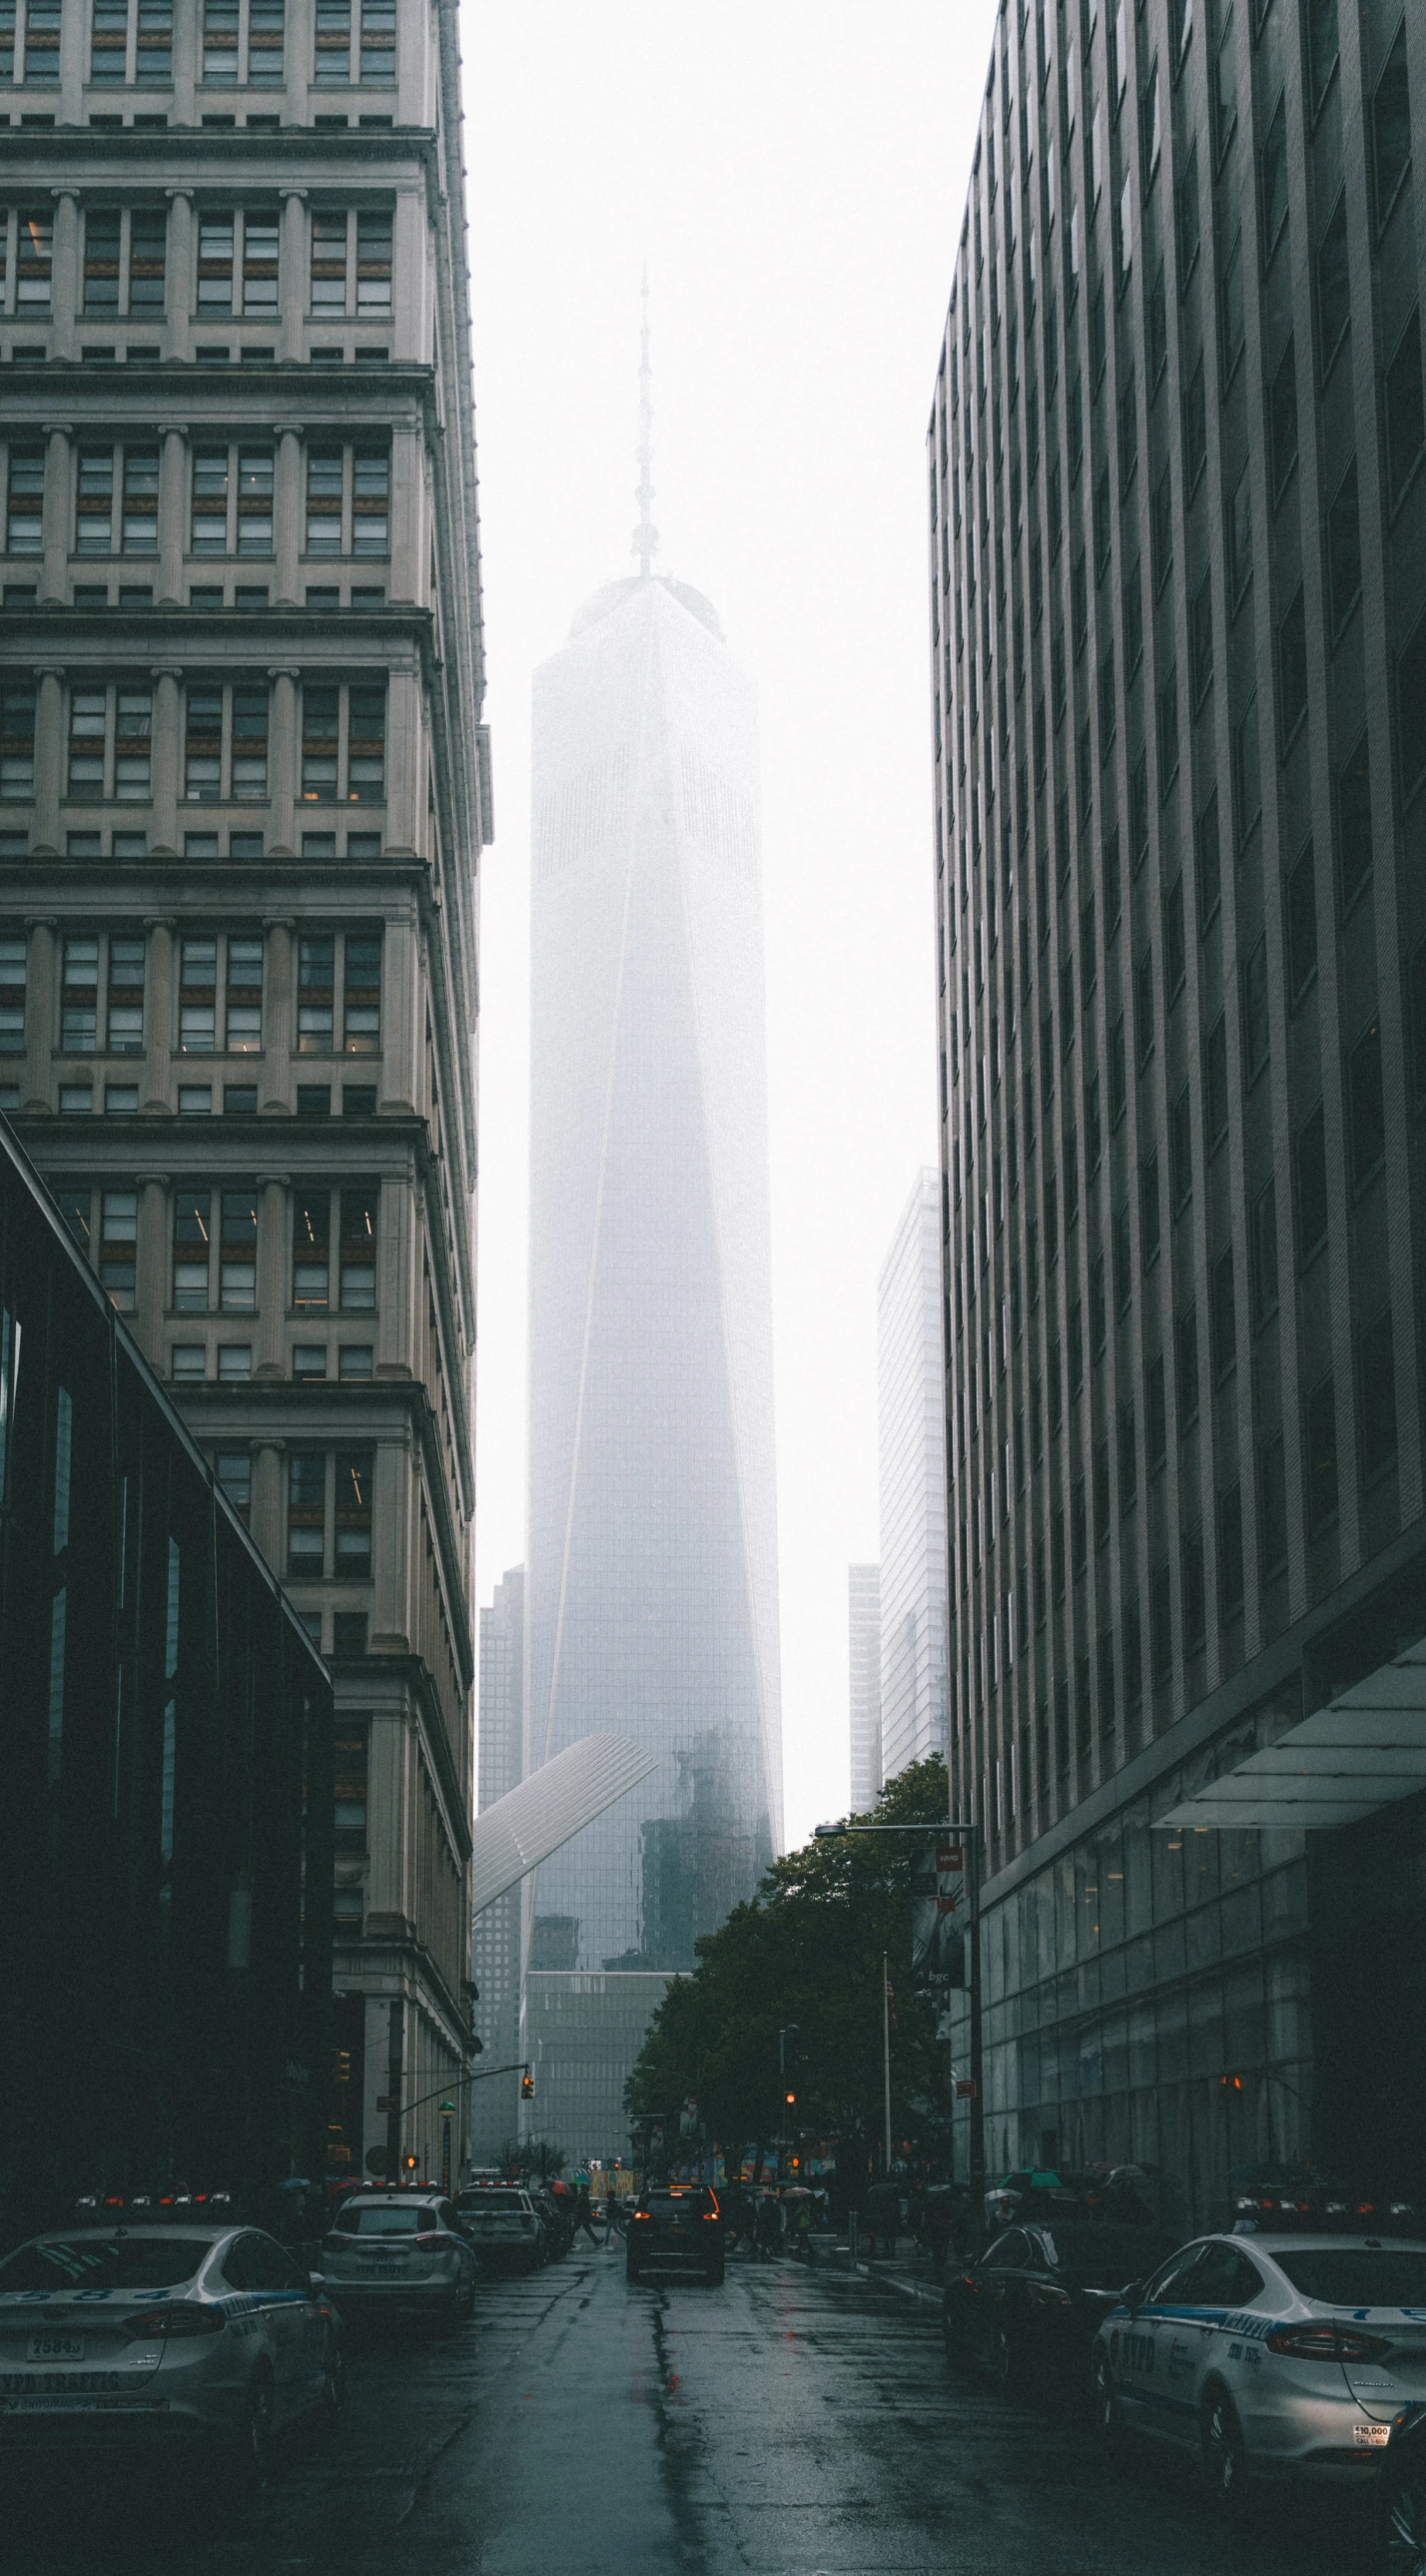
[520,2070,535,2101]
[403,2153,417,2174]
[334,2049,351,2085]
[784,2090,796,2107]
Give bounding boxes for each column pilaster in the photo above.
[22,919,56,1114]
[150,665,183,858]
[32,668,65,857]
[369,1434,411,1652]
[280,190,308,364]
[255,1175,288,1377]
[40,426,70,606]
[388,426,424,608]
[143,917,176,1114]
[251,1438,285,1566]
[50,193,80,361]
[378,914,419,1116]
[158,428,188,606]
[275,428,303,605]
[165,192,194,363]
[268,666,300,856]
[136,1173,170,1368]
[260,917,295,1112]
[374,1169,413,1374]
[382,662,420,857]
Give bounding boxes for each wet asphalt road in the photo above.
[5,2242,1383,2575]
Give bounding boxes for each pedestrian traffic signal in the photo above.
[520,2070,535,2101]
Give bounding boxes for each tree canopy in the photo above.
[625,1758,959,2178]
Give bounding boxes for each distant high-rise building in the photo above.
[877,1171,949,1784]
[471,1568,524,2163]
[522,307,783,2161]
[848,1562,883,1813]
[0,0,489,2188]
[931,0,1426,2219]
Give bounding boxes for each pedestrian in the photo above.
[793,2195,813,2261]
[754,2190,783,2261]
[570,2181,600,2246]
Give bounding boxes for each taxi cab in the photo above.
[1091,2232,1426,2506]
[0,2219,342,2479]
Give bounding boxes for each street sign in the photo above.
[375,2094,395,2114]
[956,2078,978,2100]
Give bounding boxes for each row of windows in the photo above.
[54,1176,379,1313]
[0,677,386,805]
[0,925,382,1057]
[3,436,391,561]
[0,203,392,321]
[0,0,393,87]
[208,1443,374,1581]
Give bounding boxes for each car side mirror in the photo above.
[309,2271,326,2290]
[1121,2277,1144,2311]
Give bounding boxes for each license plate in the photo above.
[358,2256,404,2269]
[27,2337,84,2362]
[1354,2424,1391,2448]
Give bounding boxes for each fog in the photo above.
[464,0,998,1849]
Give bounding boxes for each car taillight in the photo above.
[1265,2325,1391,2363]
[414,2232,445,2249]
[702,2211,720,2224]
[124,2304,226,2340]
[632,2211,650,2223]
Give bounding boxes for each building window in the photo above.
[191,442,274,552]
[104,933,145,1050]
[1372,18,1411,238]
[288,1451,326,1574]
[335,1447,373,1576]
[1177,140,1200,292]
[1182,356,1206,494]
[1241,935,1269,1086]
[1337,731,1373,913]
[1202,1013,1228,1156]
[1347,1016,1385,1191]
[202,0,284,84]
[310,207,392,317]
[1169,1085,1191,1212]
[1385,310,1424,513]
[1286,839,1317,1005]
[1304,1373,1338,1534]
[1401,613,1426,807]
[99,1188,137,1304]
[1326,458,1361,638]
[76,443,159,554]
[1217,1482,1243,1619]
[1138,1151,1160,1271]
[314,0,393,83]
[83,203,167,313]
[60,937,98,1053]
[14,208,53,310]
[1156,662,1178,797]
[197,207,280,317]
[293,1188,331,1307]
[1232,694,1260,853]
[335,1720,368,1844]
[1195,787,1220,932]
[87,0,174,83]
[0,685,36,800]
[1294,1102,1328,1267]
[173,1189,212,1309]
[1317,192,1350,384]
[1211,8,1237,166]
[1258,1430,1287,1578]
[67,686,152,801]
[4,442,44,554]
[1250,1177,1278,1330]
[214,1447,252,1521]
[1175,1301,1199,1432]
[1260,89,1288,262]
[1151,459,1172,593]
[184,682,270,800]
[1226,462,1252,608]
[343,931,381,1049]
[1210,1246,1236,1383]
[1149,1561,1171,1685]
[301,680,385,802]
[1357,1307,1397,1482]
[339,1184,376,1309]
[1190,572,1213,710]
[18,0,59,80]
[305,440,389,555]
[1307,0,1338,118]
[0,935,25,1053]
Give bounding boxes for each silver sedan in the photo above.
[0,2222,343,2480]
[319,2190,478,2327]
[1092,2231,1426,2505]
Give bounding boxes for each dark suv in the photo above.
[626,2186,724,2286]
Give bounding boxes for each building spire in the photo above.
[633,267,658,579]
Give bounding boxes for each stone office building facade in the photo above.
[0,0,488,2184]
[931,0,1426,2218]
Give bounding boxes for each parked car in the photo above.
[1377,2401,1426,2571]
[319,2190,476,2329]
[452,2185,544,2273]
[1091,2232,1426,2507]
[0,2220,342,2480]
[526,2184,569,2260]
[626,2186,725,2286]
[944,2220,1178,2396]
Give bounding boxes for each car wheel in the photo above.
[1381,2461,1426,2573]
[1201,2387,1247,2515]
[1090,2353,1126,2463]
[231,2367,275,2491]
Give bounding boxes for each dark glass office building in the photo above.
[0,1119,335,2231]
[931,0,1426,2219]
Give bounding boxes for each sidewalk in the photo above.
[804,2233,943,2308]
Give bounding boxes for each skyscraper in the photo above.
[847,1561,883,1813]
[931,0,1426,2215]
[471,1566,524,2163]
[877,1169,949,1784]
[0,0,487,2188]
[522,313,783,2159]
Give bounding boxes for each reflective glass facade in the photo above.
[877,1170,950,1782]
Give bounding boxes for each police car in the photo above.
[1091,2232,1426,2505]
[0,2219,343,2478]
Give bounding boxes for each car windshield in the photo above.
[343,2204,437,2235]
[1040,2225,1178,2280]
[459,2192,524,2213]
[1273,2249,1426,2307]
[0,2236,208,2291]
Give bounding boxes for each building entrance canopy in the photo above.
[1161,1638,1426,1830]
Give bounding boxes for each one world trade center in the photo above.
[521,304,783,2158]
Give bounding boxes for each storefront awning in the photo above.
[1160,1638,1426,1830]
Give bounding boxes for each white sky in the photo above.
[463,0,998,1851]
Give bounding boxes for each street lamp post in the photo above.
[814,1804,985,2250]
[776,2026,800,2183]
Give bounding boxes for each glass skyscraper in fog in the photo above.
[522,564,783,2158]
